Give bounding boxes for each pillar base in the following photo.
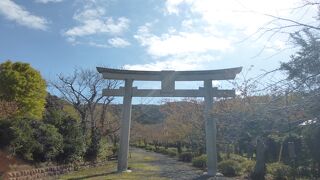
[118,169,132,173]
[203,172,224,177]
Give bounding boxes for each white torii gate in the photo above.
[97,67,242,176]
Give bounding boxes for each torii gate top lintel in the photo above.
[96,67,242,81]
[97,67,242,98]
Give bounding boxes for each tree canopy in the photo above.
[0,61,47,119]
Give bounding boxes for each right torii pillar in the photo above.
[204,80,217,176]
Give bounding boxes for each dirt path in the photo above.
[60,148,235,180]
[131,148,204,179]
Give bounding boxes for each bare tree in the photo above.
[50,67,120,137]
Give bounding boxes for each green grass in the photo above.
[59,152,168,180]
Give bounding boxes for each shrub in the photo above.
[240,159,255,175]
[32,123,63,162]
[192,155,207,169]
[157,147,167,154]
[154,147,177,157]
[166,148,177,157]
[218,159,241,177]
[97,138,112,161]
[57,116,85,163]
[267,162,292,180]
[145,145,156,152]
[179,152,193,162]
[296,166,312,178]
[85,129,102,162]
[10,118,40,161]
[0,119,14,148]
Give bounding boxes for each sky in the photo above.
[0,0,318,99]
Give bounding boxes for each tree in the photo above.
[50,68,119,135]
[0,61,47,119]
[281,29,320,90]
[57,116,85,163]
[51,67,119,161]
[0,100,18,119]
[43,94,85,163]
[32,123,63,162]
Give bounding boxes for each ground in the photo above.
[59,148,236,180]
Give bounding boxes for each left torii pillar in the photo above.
[118,79,133,172]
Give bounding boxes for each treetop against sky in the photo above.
[0,0,318,83]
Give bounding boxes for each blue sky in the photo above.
[0,0,318,93]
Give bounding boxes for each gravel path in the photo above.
[130,148,235,180]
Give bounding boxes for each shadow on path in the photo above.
[66,171,118,180]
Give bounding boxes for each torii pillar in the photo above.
[97,67,242,176]
[118,79,133,171]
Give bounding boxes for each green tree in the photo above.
[0,61,47,119]
[57,116,85,163]
[9,118,40,161]
[32,123,63,162]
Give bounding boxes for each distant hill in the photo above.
[109,104,164,124]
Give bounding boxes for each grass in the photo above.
[59,151,168,180]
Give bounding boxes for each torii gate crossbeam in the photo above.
[97,67,242,176]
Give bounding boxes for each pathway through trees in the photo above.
[60,148,236,180]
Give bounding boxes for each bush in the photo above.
[97,138,112,161]
[166,148,177,157]
[10,118,40,161]
[179,152,193,162]
[156,147,167,154]
[267,162,292,180]
[145,145,156,152]
[218,159,241,177]
[240,159,255,175]
[85,129,102,162]
[0,119,14,148]
[57,116,85,163]
[32,123,63,162]
[192,155,207,169]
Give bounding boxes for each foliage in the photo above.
[267,162,292,180]
[32,123,63,162]
[9,118,40,161]
[281,29,320,90]
[145,145,156,151]
[166,148,177,157]
[85,129,102,162]
[240,160,255,175]
[0,100,18,119]
[57,116,85,163]
[50,68,119,136]
[178,152,193,162]
[192,155,207,169]
[97,138,112,161]
[218,159,241,177]
[0,119,14,148]
[0,61,46,119]
[303,123,320,166]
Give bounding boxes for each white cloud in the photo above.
[165,0,193,15]
[124,53,218,71]
[0,0,48,30]
[65,6,129,37]
[134,24,231,57]
[108,37,130,48]
[65,16,129,37]
[64,1,130,48]
[165,0,317,36]
[35,0,64,3]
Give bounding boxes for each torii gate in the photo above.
[97,67,242,176]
